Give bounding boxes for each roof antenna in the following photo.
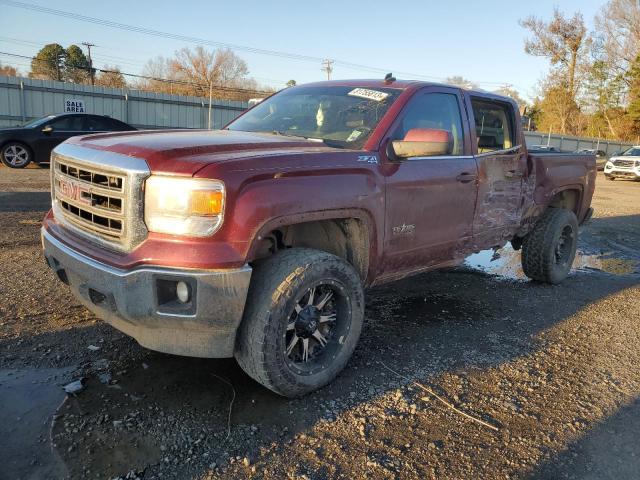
[384,73,396,84]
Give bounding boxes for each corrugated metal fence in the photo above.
[0,75,248,129]
[0,75,636,154]
[523,132,634,156]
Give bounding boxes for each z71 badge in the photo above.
[392,223,416,236]
[357,155,378,164]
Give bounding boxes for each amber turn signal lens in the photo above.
[190,190,224,216]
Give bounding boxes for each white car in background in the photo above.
[604,146,640,181]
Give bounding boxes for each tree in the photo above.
[96,66,127,89]
[594,0,640,82]
[537,81,581,135]
[445,76,478,90]
[168,46,251,99]
[139,56,172,93]
[0,62,18,77]
[520,9,589,98]
[138,46,270,100]
[583,59,627,138]
[493,85,527,108]
[30,43,66,81]
[627,54,640,130]
[65,45,91,84]
[286,79,297,87]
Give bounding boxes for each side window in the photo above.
[108,119,129,131]
[49,116,84,131]
[471,99,515,153]
[86,117,112,132]
[393,93,464,156]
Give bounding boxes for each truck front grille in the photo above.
[613,159,635,168]
[51,144,150,252]
[54,161,126,240]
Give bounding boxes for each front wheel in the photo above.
[1,142,32,168]
[235,248,364,397]
[521,208,578,284]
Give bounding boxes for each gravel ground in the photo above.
[0,166,639,480]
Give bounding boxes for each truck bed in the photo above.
[529,152,596,223]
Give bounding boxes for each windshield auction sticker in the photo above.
[347,88,389,102]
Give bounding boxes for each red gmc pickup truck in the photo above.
[42,79,595,397]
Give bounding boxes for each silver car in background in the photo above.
[576,149,607,170]
[604,146,640,181]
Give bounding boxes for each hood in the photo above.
[0,127,26,134]
[610,155,640,162]
[66,129,337,175]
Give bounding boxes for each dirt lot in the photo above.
[1,166,639,480]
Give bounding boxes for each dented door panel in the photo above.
[472,149,526,249]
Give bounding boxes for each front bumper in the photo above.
[604,167,640,179]
[42,228,252,358]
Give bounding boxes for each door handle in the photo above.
[505,170,523,178]
[456,172,477,183]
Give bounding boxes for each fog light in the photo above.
[176,281,190,303]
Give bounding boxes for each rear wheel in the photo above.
[235,248,364,397]
[1,142,32,168]
[521,208,578,284]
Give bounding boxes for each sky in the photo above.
[0,0,607,100]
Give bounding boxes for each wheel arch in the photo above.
[547,186,583,215]
[245,209,376,284]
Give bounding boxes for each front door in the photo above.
[35,115,86,160]
[381,88,479,277]
[468,98,526,249]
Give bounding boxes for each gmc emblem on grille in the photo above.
[57,178,92,206]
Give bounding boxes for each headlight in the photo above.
[605,161,613,169]
[144,176,225,237]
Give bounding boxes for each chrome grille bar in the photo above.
[50,143,150,252]
[613,159,634,168]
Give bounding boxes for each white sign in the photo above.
[64,99,85,113]
[347,88,389,102]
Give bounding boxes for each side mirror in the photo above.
[42,125,54,134]
[391,128,451,158]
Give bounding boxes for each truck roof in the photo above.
[300,79,517,105]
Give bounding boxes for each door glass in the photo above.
[86,117,112,132]
[471,100,514,153]
[393,93,464,156]
[48,116,84,131]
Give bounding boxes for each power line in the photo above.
[0,35,290,87]
[0,0,513,87]
[0,51,274,96]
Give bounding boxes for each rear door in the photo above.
[468,97,526,249]
[381,87,478,275]
[85,115,116,133]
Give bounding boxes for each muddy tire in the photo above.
[235,248,364,397]
[521,208,578,284]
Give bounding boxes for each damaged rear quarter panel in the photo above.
[530,153,595,216]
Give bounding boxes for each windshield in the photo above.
[22,115,55,128]
[621,147,640,156]
[227,86,402,149]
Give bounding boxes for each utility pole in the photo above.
[82,42,96,85]
[55,53,64,81]
[321,59,334,80]
[208,80,213,130]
